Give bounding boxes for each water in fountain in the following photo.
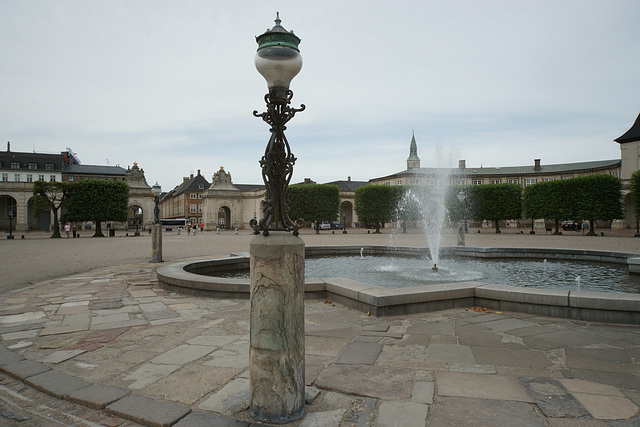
[397,168,453,269]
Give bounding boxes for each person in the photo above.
[199,222,204,232]
[72,224,77,238]
[187,223,191,235]
[64,223,71,238]
[193,223,198,235]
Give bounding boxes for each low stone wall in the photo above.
[156,246,640,324]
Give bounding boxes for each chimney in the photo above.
[534,159,541,171]
[183,177,189,183]
[458,160,466,169]
[197,169,201,176]
[304,178,312,184]
[6,141,10,152]
[347,176,351,182]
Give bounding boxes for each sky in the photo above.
[1,1,639,192]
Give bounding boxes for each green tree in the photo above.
[630,170,640,231]
[32,181,73,238]
[523,180,571,234]
[287,184,340,234]
[354,185,403,233]
[473,183,522,233]
[571,174,623,236]
[62,179,129,237]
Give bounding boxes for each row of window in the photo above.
[67,176,125,182]
[189,193,204,199]
[4,161,57,170]
[2,173,56,182]
[190,204,203,213]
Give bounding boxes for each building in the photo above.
[1,142,155,232]
[615,112,640,228]
[159,170,210,226]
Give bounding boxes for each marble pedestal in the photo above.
[249,231,305,423]
[151,224,163,263]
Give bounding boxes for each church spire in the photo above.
[407,131,420,169]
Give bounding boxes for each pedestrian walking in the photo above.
[72,224,77,238]
[64,223,71,238]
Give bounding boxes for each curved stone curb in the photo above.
[157,246,640,324]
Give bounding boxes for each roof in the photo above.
[234,184,265,192]
[172,173,210,196]
[63,164,126,176]
[615,113,640,144]
[373,159,621,181]
[323,179,369,192]
[0,151,64,171]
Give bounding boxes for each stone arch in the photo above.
[1,194,17,232]
[340,200,354,228]
[128,204,143,229]
[218,206,231,229]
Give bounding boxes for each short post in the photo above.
[342,214,347,234]
[7,210,14,240]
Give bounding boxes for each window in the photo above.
[610,171,618,177]
[525,178,537,186]
[561,176,572,180]
[384,182,390,186]
[45,163,55,170]
[490,179,501,184]
[2,173,7,182]
[543,178,555,182]
[49,175,56,182]
[190,193,197,199]
[396,180,403,185]
[472,179,482,185]
[14,174,20,182]
[69,176,74,182]
[11,162,20,169]
[198,184,205,189]
[26,174,33,182]
[198,205,202,213]
[38,174,45,181]
[29,163,38,170]
[508,179,518,184]
[456,179,466,185]
[198,194,203,199]
[410,179,420,185]
[190,204,197,213]
[425,180,434,189]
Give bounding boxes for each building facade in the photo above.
[159,170,210,226]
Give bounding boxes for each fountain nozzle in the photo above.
[432,264,438,272]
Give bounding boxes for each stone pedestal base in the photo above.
[151,224,163,263]
[249,231,305,424]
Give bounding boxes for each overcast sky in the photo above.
[2,1,639,192]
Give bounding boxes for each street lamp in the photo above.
[7,210,14,240]
[249,13,306,424]
[457,191,466,246]
[251,12,305,236]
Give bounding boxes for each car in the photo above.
[562,221,582,231]
[319,221,331,230]
[330,221,343,229]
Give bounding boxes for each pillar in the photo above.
[151,224,163,263]
[249,231,305,423]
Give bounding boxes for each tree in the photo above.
[629,170,640,231]
[32,181,73,238]
[286,184,340,234]
[354,185,403,233]
[571,174,623,236]
[523,180,571,234]
[62,179,129,237]
[473,183,522,233]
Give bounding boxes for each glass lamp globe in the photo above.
[255,13,302,101]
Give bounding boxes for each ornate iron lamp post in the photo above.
[7,209,14,240]
[249,13,306,424]
[250,12,305,236]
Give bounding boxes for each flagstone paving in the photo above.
[0,263,639,426]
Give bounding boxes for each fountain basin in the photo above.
[156,246,640,324]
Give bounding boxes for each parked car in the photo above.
[319,221,331,230]
[330,221,343,229]
[562,221,582,231]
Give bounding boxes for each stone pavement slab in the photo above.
[123,363,181,389]
[315,365,414,400]
[428,397,545,426]
[518,376,589,418]
[426,343,476,364]
[25,370,92,399]
[65,383,130,409]
[197,378,249,416]
[335,341,382,365]
[572,392,639,420]
[151,344,216,365]
[377,401,428,427]
[0,359,50,379]
[0,343,24,365]
[106,393,191,427]
[173,411,250,427]
[436,371,534,402]
[472,346,552,368]
[299,408,346,427]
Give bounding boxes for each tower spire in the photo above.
[407,131,420,169]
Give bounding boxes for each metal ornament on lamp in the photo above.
[251,12,305,236]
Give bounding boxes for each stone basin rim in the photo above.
[156,246,640,324]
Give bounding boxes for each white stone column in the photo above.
[249,231,305,424]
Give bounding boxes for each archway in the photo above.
[28,196,49,231]
[340,201,353,228]
[218,206,231,229]
[1,195,17,232]
[128,205,143,230]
